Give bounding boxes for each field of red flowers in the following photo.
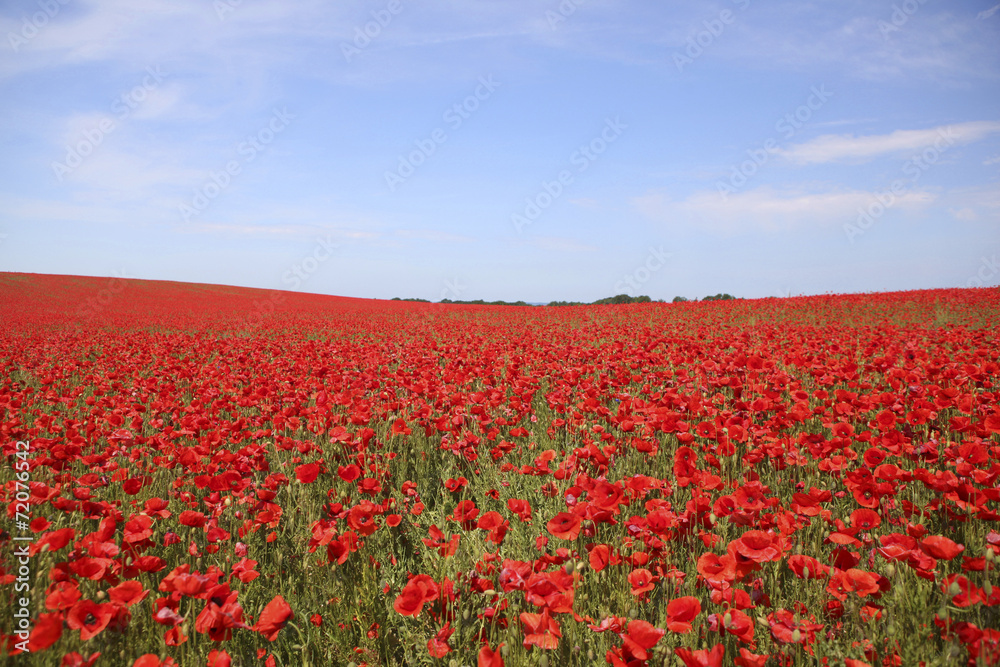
[1,273,999,667]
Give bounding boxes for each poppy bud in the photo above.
[483,588,496,597]
[539,656,549,667]
[984,581,993,596]
[948,582,961,597]
[791,629,801,642]
[885,564,895,578]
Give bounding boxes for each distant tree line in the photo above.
[391,293,737,305]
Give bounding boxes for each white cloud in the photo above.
[977,4,1000,20]
[777,121,1000,165]
[632,186,937,234]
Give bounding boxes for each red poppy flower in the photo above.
[546,512,582,540]
[60,652,101,667]
[66,599,115,640]
[697,552,736,586]
[507,498,532,523]
[666,596,701,633]
[427,622,453,658]
[337,464,360,482]
[452,499,480,530]
[390,418,411,436]
[194,591,247,641]
[787,554,829,579]
[255,595,293,641]
[850,508,882,531]
[478,642,505,667]
[108,581,148,607]
[628,568,656,596]
[178,511,207,528]
[28,612,63,652]
[732,531,780,563]
[347,502,379,536]
[477,511,508,544]
[675,644,724,667]
[207,649,231,667]
[767,608,823,645]
[519,608,561,650]
[716,608,754,643]
[589,544,612,572]
[46,581,82,611]
[393,574,439,617]
[622,619,665,660]
[35,527,76,553]
[295,462,319,484]
[920,535,964,560]
[734,648,769,667]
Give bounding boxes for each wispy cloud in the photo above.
[977,4,1000,20]
[632,187,936,234]
[777,121,1000,165]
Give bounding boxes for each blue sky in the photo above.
[1,0,998,302]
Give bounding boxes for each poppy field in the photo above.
[1,273,999,667]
